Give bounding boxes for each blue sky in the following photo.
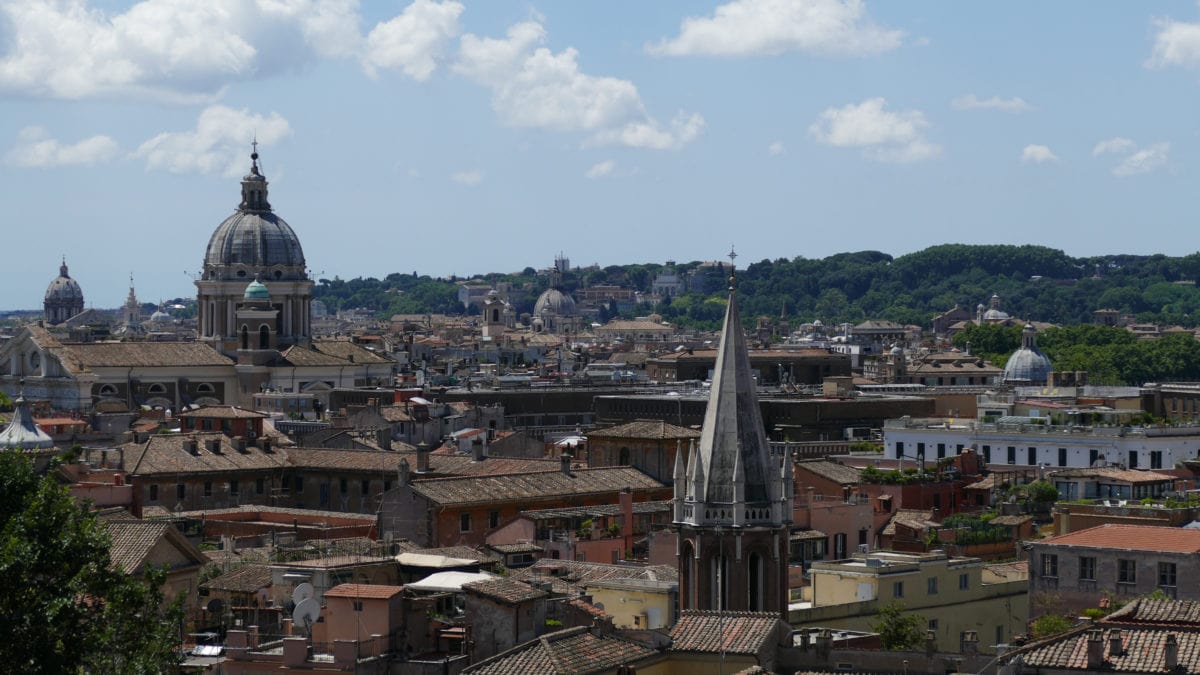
[4,1,1200,311]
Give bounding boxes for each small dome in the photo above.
[150,310,171,322]
[534,288,577,317]
[1004,325,1051,384]
[244,277,271,300]
[983,308,1011,320]
[45,262,83,302]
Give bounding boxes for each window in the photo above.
[1151,451,1163,470]
[1089,449,1099,467]
[361,479,369,496]
[893,581,904,598]
[460,513,471,532]
[1041,554,1058,578]
[340,478,348,494]
[256,478,265,495]
[203,481,213,498]
[937,443,945,459]
[982,445,991,463]
[1058,447,1067,467]
[1160,562,1177,587]
[927,577,938,595]
[383,480,391,492]
[1004,446,1015,464]
[928,619,939,631]
[858,528,868,546]
[176,483,185,500]
[149,484,159,502]
[352,600,363,612]
[1079,556,1096,581]
[1128,451,1139,469]
[293,476,303,494]
[917,442,926,461]
[1028,446,1037,465]
[959,573,969,590]
[1118,559,1136,584]
[489,510,500,529]
[147,383,167,395]
[229,480,239,496]
[896,441,904,458]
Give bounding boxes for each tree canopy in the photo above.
[0,452,182,673]
[870,600,927,650]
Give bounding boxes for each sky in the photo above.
[4,1,1200,311]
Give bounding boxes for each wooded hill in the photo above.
[313,244,1200,331]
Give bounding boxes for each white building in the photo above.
[883,417,1200,471]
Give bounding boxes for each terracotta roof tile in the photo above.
[462,626,655,675]
[105,520,173,573]
[669,610,785,656]
[324,583,404,599]
[178,406,267,420]
[795,459,862,486]
[201,564,272,593]
[63,342,233,368]
[410,467,664,506]
[463,578,547,605]
[1040,524,1200,554]
[586,420,700,441]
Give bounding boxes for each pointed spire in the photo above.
[0,380,54,450]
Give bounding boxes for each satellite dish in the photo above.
[206,598,224,614]
[292,582,315,604]
[292,598,320,635]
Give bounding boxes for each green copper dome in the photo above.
[244,277,270,301]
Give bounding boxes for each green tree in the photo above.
[0,451,182,673]
[870,600,926,650]
[1031,614,1073,639]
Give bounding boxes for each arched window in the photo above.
[491,309,500,322]
[259,324,270,349]
[147,383,167,395]
[196,383,215,394]
[680,541,695,609]
[240,325,249,350]
[98,384,118,397]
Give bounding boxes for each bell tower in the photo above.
[673,248,793,618]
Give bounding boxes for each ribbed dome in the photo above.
[45,262,83,302]
[1003,324,1052,384]
[203,150,306,277]
[534,288,577,317]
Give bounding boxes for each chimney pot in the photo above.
[1165,633,1179,670]
[1086,630,1104,669]
[561,452,573,475]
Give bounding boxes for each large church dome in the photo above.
[534,288,577,317]
[203,150,306,281]
[44,261,83,303]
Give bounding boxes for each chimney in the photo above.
[376,427,392,451]
[561,452,573,476]
[1109,629,1123,657]
[620,487,634,549]
[113,473,124,486]
[234,437,247,453]
[472,436,485,461]
[1086,630,1104,670]
[925,629,937,657]
[814,628,832,659]
[416,442,431,473]
[1165,633,1178,671]
[261,436,273,453]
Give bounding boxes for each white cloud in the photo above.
[455,20,704,150]
[135,105,291,176]
[1091,137,1170,177]
[768,140,785,156]
[1020,144,1058,164]
[1147,17,1200,68]
[1092,137,1136,156]
[0,0,373,101]
[452,169,483,185]
[1112,143,1170,177]
[951,94,1033,113]
[648,0,903,58]
[808,97,940,163]
[363,0,463,81]
[585,160,616,178]
[5,127,118,167]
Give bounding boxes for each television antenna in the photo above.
[292,597,320,636]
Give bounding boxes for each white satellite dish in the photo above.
[292,582,315,605]
[292,598,320,635]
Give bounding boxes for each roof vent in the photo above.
[185,438,199,455]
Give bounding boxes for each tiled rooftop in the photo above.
[1039,524,1200,554]
[202,564,272,593]
[794,459,862,486]
[324,584,403,599]
[461,626,655,675]
[463,578,547,605]
[586,420,700,441]
[410,467,665,505]
[669,610,784,656]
